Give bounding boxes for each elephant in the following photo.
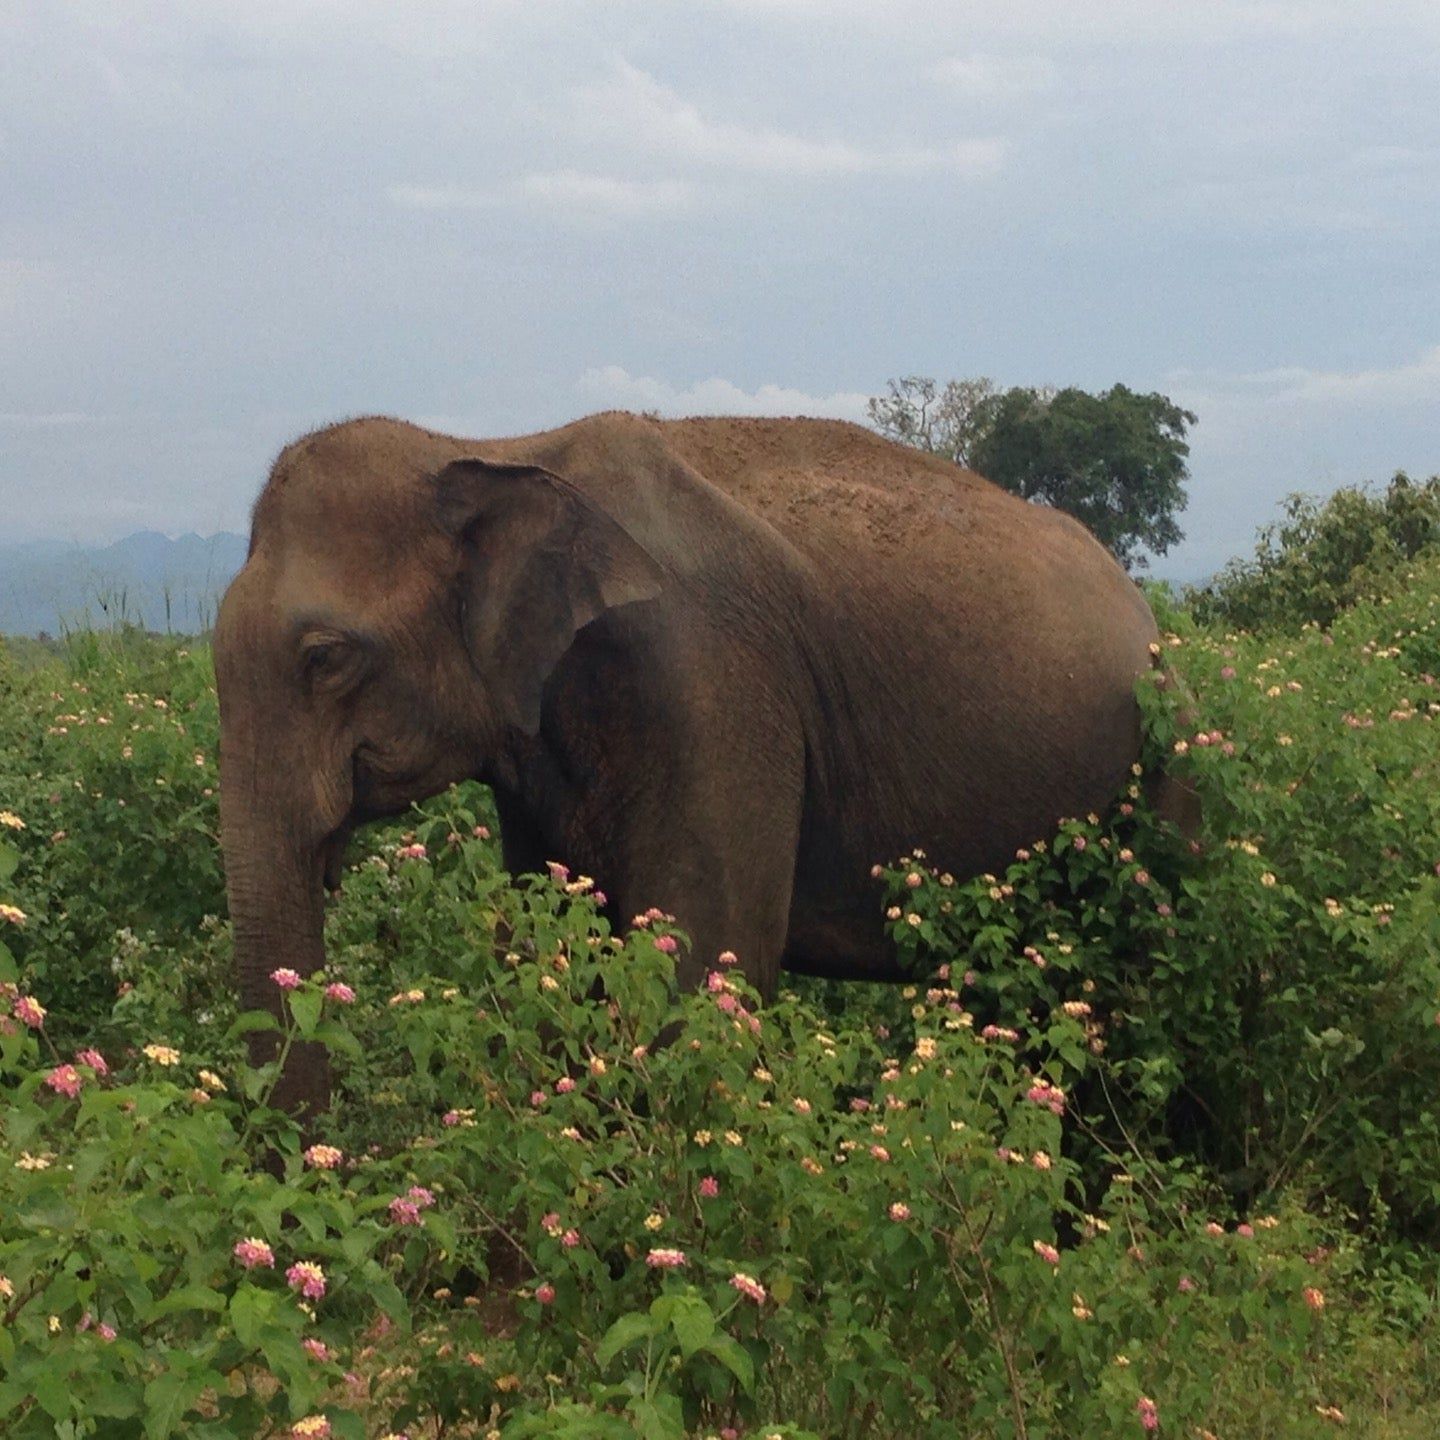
[215,410,1181,1116]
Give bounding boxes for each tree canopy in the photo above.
[867,377,1195,570]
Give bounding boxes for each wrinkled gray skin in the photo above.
[215,412,1177,1116]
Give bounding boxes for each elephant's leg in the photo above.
[596,711,805,1002]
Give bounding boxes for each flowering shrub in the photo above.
[873,576,1440,1239]
[6,572,1440,1436]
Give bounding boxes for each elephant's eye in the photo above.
[302,637,363,690]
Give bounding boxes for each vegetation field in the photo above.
[5,523,1440,1435]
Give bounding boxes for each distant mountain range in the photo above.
[0,532,248,636]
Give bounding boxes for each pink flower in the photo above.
[593,890,608,906]
[45,1064,83,1098]
[271,968,302,991]
[303,1144,344,1170]
[442,1109,463,1126]
[546,860,569,883]
[870,1145,890,1162]
[408,1186,436,1209]
[888,1202,911,1221]
[561,1229,581,1249]
[1178,1275,1196,1293]
[303,1338,331,1361]
[699,1175,720,1199]
[389,1197,424,1227]
[646,1248,688,1269]
[286,1261,327,1300]
[980,1024,1019,1042]
[706,971,728,992]
[396,843,428,861]
[1072,835,1087,852]
[530,1090,548,1108]
[535,1282,556,1305]
[1025,1081,1067,1115]
[96,1322,117,1342]
[555,1076,576,1094]
[1303,1286,1326,1311]
[1220,665,1236,679]
[473,825,491,840]
[654,935,678,955]
[1134,870,1151,887]
[729,1272,766,1303]
[1136,1396,1159,1431]
[1032,1240,1060,1266]
[324,982,355,1004]
[541,1212,563,1236]
[1205,1221,1225,1236]
[233,1237,275,1269]
[75,1047,108,1075]
[1237,1222,1254,1238]
[12,995,45,1028]
[717,950,738,967]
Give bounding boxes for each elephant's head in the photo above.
[214,421,664,1115]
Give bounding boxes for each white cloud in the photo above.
[572,58,1004,178]
[711,0,1440,44]
[929,54,1057,100]
[576,365,872,419]
[1172,345,1440,412]
[388,171,702,219]
[0,412,93,427]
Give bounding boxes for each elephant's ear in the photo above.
[433,458,666,734]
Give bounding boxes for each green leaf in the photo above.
[144,1366,205,1439]
[230,1284,278,1350]
[226,1009,281,1041]
[146,1284,228,1321]
[628,1395,686,1440]
[667,1292,715,1357]
[596,1311,655,1367]
[703,1333,755,1394]
[288,989,322,1038]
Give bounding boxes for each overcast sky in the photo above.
[2,1,1437,579]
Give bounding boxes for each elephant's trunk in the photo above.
[221,784,334,1120]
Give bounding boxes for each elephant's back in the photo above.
[658,413,1161,887]
[656,415,1153,651]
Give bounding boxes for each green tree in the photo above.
[1187,471,1440,631]
[868,378,1195,571]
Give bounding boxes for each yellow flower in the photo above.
[16,1152,52,1170]
[143,1044,181,1066]
[199,1069,226,1092]
[643,1213,664,1232]
[693,1129,712,1146]
[0,810,25,829]
[723,1130,743,1146]
[1260,872,1277,887]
